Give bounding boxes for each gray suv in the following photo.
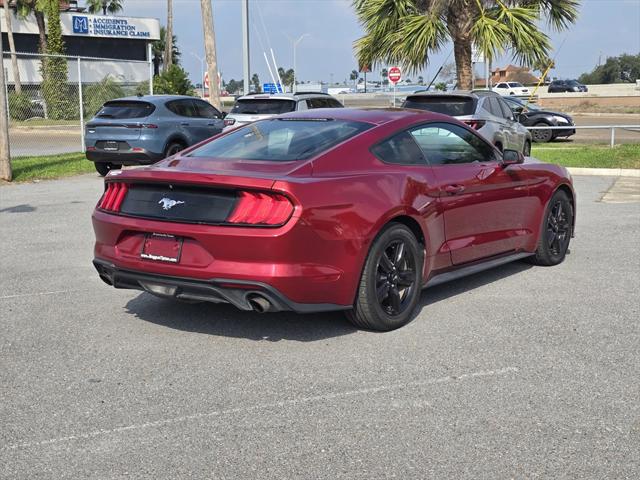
[402,90,532,155]
[223,92,343,131]
[85,95,225,176]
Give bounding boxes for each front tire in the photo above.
[531,122,553,143]
[94,162,121,177]
[529,190,573,266]
[347,223,423,331]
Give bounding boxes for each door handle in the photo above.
[443,184,466,195]
[207,122,215,126]
[180,122,189,126]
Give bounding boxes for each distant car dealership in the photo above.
[1,2,160,84]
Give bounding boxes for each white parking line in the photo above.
[2,366,519,451]
[0,289,91,300]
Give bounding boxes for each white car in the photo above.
[223,93,343,132]
[492,82,530,96]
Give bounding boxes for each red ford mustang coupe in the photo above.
[92,108,575,331]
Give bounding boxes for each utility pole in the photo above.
[200,0,221,109]
[289,33,309,94]
[0,20,13,181]
[164,0,174,71]
[241,0,250,95]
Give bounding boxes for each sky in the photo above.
[120,0,640,85]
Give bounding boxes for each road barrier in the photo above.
[527,125,640,147]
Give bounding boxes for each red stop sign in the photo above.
[388,66,402,84]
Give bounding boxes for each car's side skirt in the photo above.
[424,252,533,289]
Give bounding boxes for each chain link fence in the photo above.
[3,52,152,157]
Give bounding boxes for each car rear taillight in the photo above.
[98,182,129,212]
[227,191,294,226]
[463,120,486,130]
[224,118,236,127]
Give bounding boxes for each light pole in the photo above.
[190,52,206,98]
[286,33,310,93]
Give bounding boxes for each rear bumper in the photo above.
[93,258,350,314]
[86,149,164,165]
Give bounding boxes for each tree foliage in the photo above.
[578,54,640,85]
[353,0,580,89]
[277,67,295,91]
[152,26,181,77]
[153,64,194,96]
[86,0,124,15]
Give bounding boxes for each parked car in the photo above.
[85,95,225,176]
[223,92,343,131]
[502,96,576,143]
[92,108,575,331]
[548,80,588,93]
[493,82,530,96]
[402,90,532,155]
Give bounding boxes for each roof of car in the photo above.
[115,95,201,103]
[405,89,499,99]
[275,107,455,126]
[235,92,334,101]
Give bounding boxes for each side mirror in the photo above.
[502,149,525,165]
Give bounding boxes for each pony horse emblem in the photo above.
[158,197,185,211]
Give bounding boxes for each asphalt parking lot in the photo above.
[1,174,639,479]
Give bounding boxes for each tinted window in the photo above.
[326,97,344,108]
[188,119,371,161]
[307,98,330,109]
[496,97,514,119]
[508,82,524,87]
[96,101,155,119]
[410,123,497,165]
[483,97,503,117]
[371,131,426,165]
[166,100,198,118]
[230,99,296,114]
[403,96,476,116]
[194,100,221,119]
[496,83,507,88]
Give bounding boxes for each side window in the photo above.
[307,98,329,109]
[371,131,427,165]
[166,100,198,118]
[410,123,497,165]
[194,100,221,119]
[497,98,514,120]
[326,98,344,108]
[496,83,507,89]
[484,97,503,117]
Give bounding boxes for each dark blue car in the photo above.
[85,95,225,176]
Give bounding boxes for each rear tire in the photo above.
[164,141,186,158]
[529,190,573,266]
[346,223,423,331]
[94,162,120,177]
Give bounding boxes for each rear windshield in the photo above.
[188,118,372,161]
[230,99,296,115]
[403,97,476,116]
[96,101,155,119]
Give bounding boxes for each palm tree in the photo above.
[350,69,359,89]
[353,0,580,90]
[200,0,221,109]
[151,26,180,77]
[251,73,261,93]
[277,67,295,92]
[15,0,47,53]
[164,0,173,71]
[3,1,23,94]
[86,0,124,15]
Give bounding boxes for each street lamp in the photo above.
[286,33,310,93]
[190,52,206,98]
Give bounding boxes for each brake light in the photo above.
[224,118,236,127]
[463,120,486,130]
[227,191,294,225]
[98,182,129,212]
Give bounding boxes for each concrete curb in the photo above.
[567,167,640,177]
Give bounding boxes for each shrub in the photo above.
[153,65,195,96]
[8,92,33,121]
[83,77,126,117]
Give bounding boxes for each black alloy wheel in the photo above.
[529,190,573,266]
[348,223,423,331]
[376,240,417,316]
